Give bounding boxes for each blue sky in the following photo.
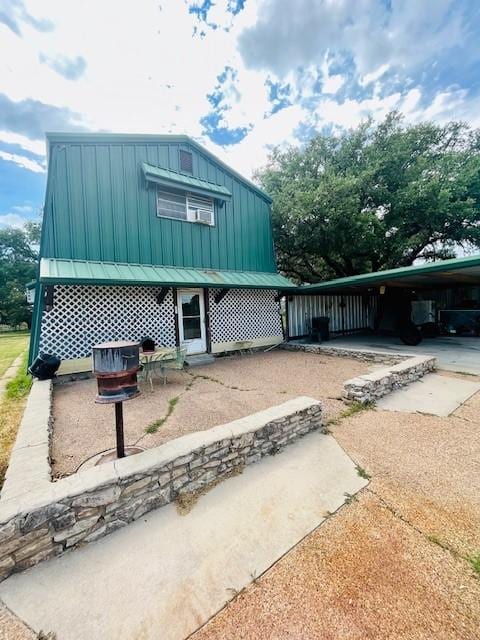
[1,0,479,228]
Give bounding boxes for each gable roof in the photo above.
[45,132,272,203]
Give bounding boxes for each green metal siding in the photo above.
[42,137,276,273]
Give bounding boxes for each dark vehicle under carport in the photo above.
[286,254,480,346]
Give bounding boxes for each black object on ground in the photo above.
[28,353,61,380]
[399,323,423,346]
[311,316,330,342]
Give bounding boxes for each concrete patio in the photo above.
[327,334,480,375]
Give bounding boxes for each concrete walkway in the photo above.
[190,393,480,640]
[329,335,480,375]
[0,432,366,640]
[376,372,480,416]
[0,353,24,402]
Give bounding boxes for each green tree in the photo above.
[257,113,480,282]
[0,223,41,328]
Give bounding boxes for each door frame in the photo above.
[176,288,207,355]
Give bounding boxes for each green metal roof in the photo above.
[296,254,480,293]
[141,162,232,200]
[39,258,296,289]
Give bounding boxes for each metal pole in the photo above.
[115,401,125,458]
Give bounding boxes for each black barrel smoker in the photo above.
[92,340,140,458]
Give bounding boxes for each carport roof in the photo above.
[296,254,480,294]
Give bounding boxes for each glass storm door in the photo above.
[177,289,207,355]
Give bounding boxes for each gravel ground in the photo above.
[194,491,480,640]
[51,351,369,476]
[193,380,480,640]
[0,603,35,640]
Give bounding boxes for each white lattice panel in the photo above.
[39,285,176,360]
[209,289,282,343]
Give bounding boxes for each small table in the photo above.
[140,347,176,388]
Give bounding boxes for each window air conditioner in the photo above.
[195,209,213,224]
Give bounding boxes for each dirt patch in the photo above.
[193,492,480,640]
[175,464,245,516]
[333,400,480,559]
[192,388,480,640]
[51,350,370,476]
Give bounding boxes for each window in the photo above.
[156,189,214,225]
[156,189,188,221]
[179,150,193,173]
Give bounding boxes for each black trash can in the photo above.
[28,353,61,380]
[311,316,330,342]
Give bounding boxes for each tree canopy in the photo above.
[0,222,40,328]
[256,112,480,282]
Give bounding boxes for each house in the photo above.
[29,133,295,370]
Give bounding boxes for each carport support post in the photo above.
[115,402,125,458]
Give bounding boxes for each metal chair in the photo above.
[138,352,172,390]
[160,347,187,384]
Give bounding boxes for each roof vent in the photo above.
[179,149,193,173]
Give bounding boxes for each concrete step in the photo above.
[0,432,366,640]
[186,353,216,367]
[376,372,480,416]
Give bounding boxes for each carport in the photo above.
[287,254,480,374]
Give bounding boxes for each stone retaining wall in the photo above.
[343,355,436,403]
[282,342,436,404]
[282,341,405,365]
[0,392,323,582]
[1,380,52,503]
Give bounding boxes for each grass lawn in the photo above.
[0,333,32,487]
[0,331,30,378]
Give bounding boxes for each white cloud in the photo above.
[0,150,45,172]
[239,0,467,78]
[0,0,477,185]
[0,130,45,155]
[321,55,345,95]
[0,213,28,228]
[359,64,390,87]
[12,204,33,214]
[315,86,430,131]
[218,104,312,176]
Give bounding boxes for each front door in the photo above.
[177,289,207,354]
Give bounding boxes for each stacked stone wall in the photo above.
[0,391,323,582]
[282,342,436,404]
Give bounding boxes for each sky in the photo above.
[0,0,479,229]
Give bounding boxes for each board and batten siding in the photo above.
[42,140,275,273]
[288,294,378,338]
